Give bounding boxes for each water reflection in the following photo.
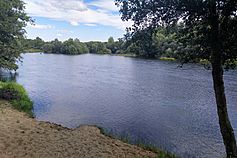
[0,70,18,81]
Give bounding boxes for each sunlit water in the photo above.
[14,53,237,158]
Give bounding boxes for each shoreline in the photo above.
[0,100,174,158]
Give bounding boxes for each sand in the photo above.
[0,101,156,158]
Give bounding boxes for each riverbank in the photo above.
[0,100,160,158]
[24,48,43,53]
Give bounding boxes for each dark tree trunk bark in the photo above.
[211,59,237,158]
[209,1,237,157]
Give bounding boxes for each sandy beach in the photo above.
[0,100,156,158]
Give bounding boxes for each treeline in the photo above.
[22,26,184,58]
[42,39,89,55]
[22,37,124,55]
[21,26,237,68]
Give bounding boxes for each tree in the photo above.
[107,37,116,53]
[115,0,237,157]
[108,37,115,44]
[153,27,181,59]
[86,41,111,54]
[42,43,53,53]
[22,37,45,51]
[125,28,157,58]
[73,38,89,54]
[0,0,31,70]
[61,38,89,55]
[113,38,126,54]
[51,39,63,54]
[42,38,89,55]
[34,37,44,49]
[97,42,111,54]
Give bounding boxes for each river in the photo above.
[15,53,237,158]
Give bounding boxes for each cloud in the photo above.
[23,0,132,30]
[88,0,119,12]
[56,33,62,37]
[27,23,54,29]
[70,21,79,26]
[84,23,97,27]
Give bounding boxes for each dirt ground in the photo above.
[0,100,156,158]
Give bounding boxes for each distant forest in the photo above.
[22,26,188,60]
[22,25,237,69]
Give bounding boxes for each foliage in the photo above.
[42,38,89,55]
[22,37,44,52]
[115,0,237,64]
[24,37,128,55]
[106,37,116,53]
[0,81,33,117]
[106,37,125,54]
[0,0,31,70]
[122,26,183,59]
[50,39,63,53]
[61,39,89,55]
[124,29,157,58]
[86,41,111,54]
[22,33,184,58]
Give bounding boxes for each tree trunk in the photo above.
[212,60,237,158]
[209,0,237,156]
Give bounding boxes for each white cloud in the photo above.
[56,33,62,37]
[27,23,54,29]
[23,0,132,30]
[70,21,79,26]
[88,0,119,12]
[84,23,97,27]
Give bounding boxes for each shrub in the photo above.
[0,83,19,100]
[0,82,33,117]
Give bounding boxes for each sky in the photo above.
[23,0,132,42]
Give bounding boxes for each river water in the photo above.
[15,53,237,158]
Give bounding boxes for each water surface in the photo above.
[16,53,237,158]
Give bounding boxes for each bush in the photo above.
[0,82,33,117]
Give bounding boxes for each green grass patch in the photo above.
[199,59,210,65]
[24,48,43,53]
[159,57,176,61]
[98,126,176,158]
[0,81,33,117]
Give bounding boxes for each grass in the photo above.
[97,126,176,158]
[111,53,137,57]
[199,59,210,65]
[0,81,33,117]
[24,48,43,53]
[159,57,176,61]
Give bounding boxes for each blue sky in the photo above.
[24,0,132,42]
